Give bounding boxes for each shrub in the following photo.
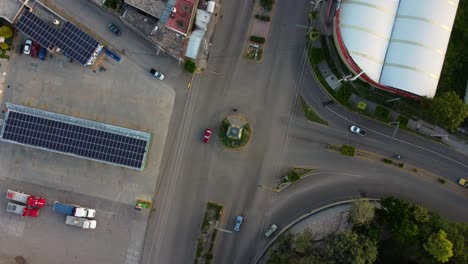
[250,35,265,44]
[255,14,270,21]
[437,178,446,184]
[341,145,355,157]
[382,158,393,164]
[287,170,300,182]
[103,0,120,9]
[375,105,390,122]
[0,25,13,39]
[0,42,8,50]
[398,163,405,168]
[184,60,197,73]
[260,0,275,10]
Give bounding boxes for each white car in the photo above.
[349,125,366,136]
[150,68,165,80]
[24,39,32,55]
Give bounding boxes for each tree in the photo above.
[309,10,319,21]
[421,91,468,131]
[412,204,430,223]
[350,199,375,226]
[324,231,378,264]
[293,228,314,254]
[308,29,320,41]
[423,230,454,263]
[260,0,274,11]
[0,25,13,39]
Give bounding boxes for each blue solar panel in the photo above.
[15,10,101,65]
[2,111,146,169]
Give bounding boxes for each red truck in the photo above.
[6,189,46,208]
[6,202,40,217]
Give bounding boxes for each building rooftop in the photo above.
[125,0,167,18]
[166,0,195,36]
[0,0,24,23]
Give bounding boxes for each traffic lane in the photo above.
[288,119,467,182]
[45,0,188,85]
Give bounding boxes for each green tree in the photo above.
[309,10,319,21]
[293,228,313,254]
[350,199,375,226]
[267,233,295,264]
[422,91,468,131]
[324,231,378,264]
[308,29,320,41]
[412,204,430,223]
[260,0,275,11]
[0,25,13,38]
[290,256,326,264]
[423,230,454,263]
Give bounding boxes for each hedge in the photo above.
[250,35,265,44]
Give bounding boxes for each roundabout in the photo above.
[218,113,252,150]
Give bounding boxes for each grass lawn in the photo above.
[374,105,390,123]
[299,96,328,125]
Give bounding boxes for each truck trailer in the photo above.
[65,215,97,229]
[6,202,40,217]
[6,189,46,208]
[53,201,96,218]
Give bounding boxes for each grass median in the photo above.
[299,96,328,126]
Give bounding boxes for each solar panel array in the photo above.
[1,111,149,170]
[15,10,101,65]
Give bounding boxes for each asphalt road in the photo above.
[37,1,468,264]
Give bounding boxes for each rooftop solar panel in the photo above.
[0,104,151,171]
[15,10,102,65]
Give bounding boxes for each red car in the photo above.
[202,128,213,143]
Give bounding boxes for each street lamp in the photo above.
[389,121,400,137]
[337,71,364,83]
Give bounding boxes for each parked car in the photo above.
[349,125,366,136]
[202,128,212,143]
[39,47,47,60]
[458,178,468,187]
[150,68,165,80]
[234,216,243,231]
[108,23,121,36]
[23,39,32,55]
[264,224,278,237]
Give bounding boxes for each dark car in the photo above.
[39,47,47,60]
[108,23,121,36]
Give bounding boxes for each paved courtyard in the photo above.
[0,43,175,205]
[0,34,176,264]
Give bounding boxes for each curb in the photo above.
[254,198,379,264]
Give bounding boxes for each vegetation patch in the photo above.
[374,105,390,123]
[382,158,392,164]
[340,145,355,157]
[255,14,271,21]
[195,202,223,264]
[357,101,367,110]
[184,59,197,73]
[267,197,467,264]
[299,96,328,125]
[103,0,122,9]
[245,48,263,61]
[250,35,265,44]
[260,0,275,11]
[275,167,314,191]
[218,119,251,149]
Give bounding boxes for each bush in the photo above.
[184,60,197,73]
[287,170,300,182]
[438,178,446,184]
[103,0,120,9]
[260,0,275,11]
[341,145,355,157]
[398,163,405,168]
[375,105,390,122]
[250,35,265,44]
[0,42,8,50]
[255,14,270,21]
[382,158,393,164]
[0,25,13,39]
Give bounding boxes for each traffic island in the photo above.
[218,114,252,150]
[274,167,314,192]
[243,0,275,61]
[195,202,223,264]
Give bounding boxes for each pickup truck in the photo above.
[6,189,46,208]
[150,68,165,80]
[65,215,97,229]
[53,201,96,218]
[6,202,40,217]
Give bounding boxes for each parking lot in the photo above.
[0,34,176,263]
